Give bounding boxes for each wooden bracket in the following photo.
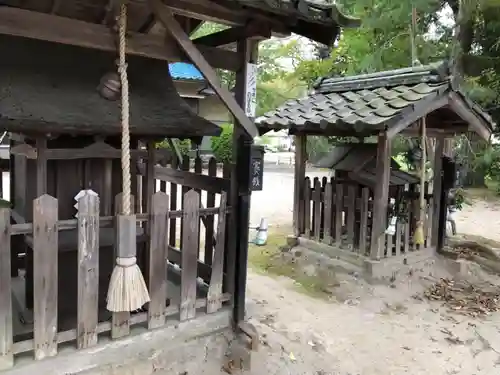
[10,143,37,159]
[148,0,258,138]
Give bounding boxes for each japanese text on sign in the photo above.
[251,157,263,191]
[245,63,258,118]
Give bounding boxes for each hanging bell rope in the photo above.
[107,2,150,313]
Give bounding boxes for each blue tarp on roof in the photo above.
[168,62,204,81]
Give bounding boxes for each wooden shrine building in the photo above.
[257,61,495,274]
[0,0,359,373]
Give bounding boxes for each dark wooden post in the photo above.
[231,37,258,327]
[431,137,444,247]
[370,133,391,260]
[293,135,306,236]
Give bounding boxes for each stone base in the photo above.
[295,236,436,281]
[8,310,233,375]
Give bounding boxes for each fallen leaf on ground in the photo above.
[423,278,500,317]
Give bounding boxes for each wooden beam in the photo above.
[386,95,449,139]
[448,92,492,141]
[293,135,307,236]
[193,23,270,47]
[149,0,258,138]
[369,133,391,260]
[431,137,444,246]
[0,7,241,71]
[165,0,246,25]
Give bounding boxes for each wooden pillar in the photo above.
[36,137,47,196]
[370,133,391,260]
[431,137,444,247]
[231,37,258,327]
[293,135,306,236]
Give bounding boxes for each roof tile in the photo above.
[256,61,494,135]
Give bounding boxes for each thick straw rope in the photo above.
[106,2,150,312]
[118,3,131,216]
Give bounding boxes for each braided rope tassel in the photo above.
[107,2,150,312]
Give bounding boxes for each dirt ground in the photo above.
[242,191,500,375]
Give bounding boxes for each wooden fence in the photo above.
[0,168,232,369]
[299,176,434,258]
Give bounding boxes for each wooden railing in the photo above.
[0,188,230,369]
[299,176,434,258]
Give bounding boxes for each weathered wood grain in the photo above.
[346,185,356,245]
[313,178,321,241]
[169,157,178,248]
[0,208,13,369]
[322,182,333,244]
[180,190,200,321]
[204,158,217,265]
[334,183,343,243]
[358,187,369,255]
[148,192,169,329]
[77,193,100,349]
[395,222,402,256]
[179,156,190,250]
[149,0,258,137]
[33,194,58,360]
[207,192,227,314]
[303,177,311,238]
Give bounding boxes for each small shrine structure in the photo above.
[257,61,495,275]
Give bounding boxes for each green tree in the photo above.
[211,124,233,163]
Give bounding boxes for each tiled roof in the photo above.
[234,0,361,45]
[168,62,204,81]
[256,61,494,136]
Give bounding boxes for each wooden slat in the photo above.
[179,156,190,250]
[207,192,227,314]
[346,185,356,245]
[404,220,410,254]
[431,138,444,246]
[0,208,13,370]
[169,157,178,248]
[358,187,369,255]
[222,164,233,295]
[395,222,402,256]
[36,137,48,195]
[180,190,199,321]
[303,178,311,238]
[33,195,58,360]
[313,179,322,241]
[293,135,307,236]
[320,177,327,240]
[10,206,227,236]
[334,183,343,244]
[111,193,133,339]
[137,162,230,194]
[77,193,100,349]
[194,157,202,257]
[322,182,333,244]
[148,192,170,329]
[386,233,393,257]
[204,158,217,265]
[426,197,433,248]
[149,0,258,138]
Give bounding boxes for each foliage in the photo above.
[211,124,233,163]
[157,138,191,155]
[189,3,500,190]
